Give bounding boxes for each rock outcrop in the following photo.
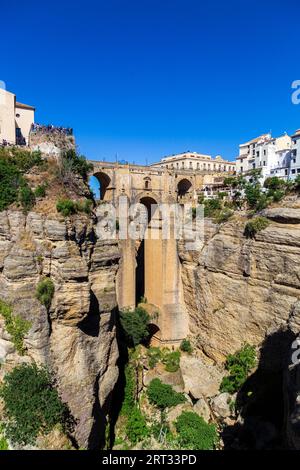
[0,209,120,449]
[179,214,300,364]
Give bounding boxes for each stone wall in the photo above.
[0,209,120,449]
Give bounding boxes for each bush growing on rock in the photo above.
[220,343,256,394]
[147,378,186,410]
[125,406,148,444]
[0,364,69,445]
[244,216,269,238]
[180,339,193,354]
[119,307,150,347]
[36,278,55,310]
[0,300,31,355]
[56,198,93,217]
[162,350,181,373]
[175,411,218,450]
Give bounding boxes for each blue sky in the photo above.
[1,0,300,164]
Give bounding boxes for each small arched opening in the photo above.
[91,172,111,200]
[177,178,192,200]
[146,323,161,346]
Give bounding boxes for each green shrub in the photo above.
[255,193,270,211]
[215,208,233,224]
[76,199,93,214]
[56,199,78,216]
[0,159,22,211]
[0,364,68,445]
[0,148,43,212]
[0,300,31,355]
[264,176,285,191]
[180,339,193,354]
[147,378,186,410]
[36,278,55,310]
[147,347,162,369]
[198,193,205,204]
[204,198,221,217]
[121,365,136,416]
[19,184,35,212]
[175,411,218,450]
[272,189,285,202]
[217,191,227,200]
[244,216,269,238]
[61,149,93,181]
[56,198,93,217]
[162,350,181,373]
[125,406,148,444]
[119,307,150,347]
[220,344,256,394]
[34,184,47,198]
[245,183,262,208]
[0,424,9,450]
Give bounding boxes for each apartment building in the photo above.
[151,152,236,173]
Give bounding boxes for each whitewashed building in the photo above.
[236,132,293,182]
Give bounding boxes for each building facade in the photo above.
[151,151,236,173]
[236,132,294,182]
[290,129,300,177]
[0,88,35,146]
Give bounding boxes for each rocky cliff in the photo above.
[179,204,300,448]
[0,209,120,449]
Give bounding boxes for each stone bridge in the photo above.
[89,161,227,346]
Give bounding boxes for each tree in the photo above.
[0,364,69,445]
[36,278,55,309]
[147,378,186,410]
[220,344,256,394]
[175,411,218,450]
[119,307,150,346]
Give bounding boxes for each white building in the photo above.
[290,129,300,178]
[0,88,35,146]
[151,151,236,173]
[236,133,292,182]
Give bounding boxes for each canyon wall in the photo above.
[0,209,120,449]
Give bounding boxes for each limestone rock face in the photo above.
[0,210,120,449]
[179,215,300,365]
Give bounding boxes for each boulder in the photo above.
[193,398,211,422]
[210,392,232,418]
[180,355,223,398]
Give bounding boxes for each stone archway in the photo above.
[177,178,193,201]
[93,171,111,200]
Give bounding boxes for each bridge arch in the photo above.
[177,178,193,198]
[92,171,111,200]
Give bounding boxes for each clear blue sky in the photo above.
[1,0,300,164]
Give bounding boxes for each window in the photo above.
[182,162,184,168]
[252,163,256,169]
[256,151,259,157]
[285,169,288,175]
[197,163,199,169]
[292,169,296,174]
[263,150,266,156]
[16,113,20,118]
[145,180,149,189]
[263,161,266,166]
[189,162,192,168]
[297,169,300,174]
[241,166,243,172]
